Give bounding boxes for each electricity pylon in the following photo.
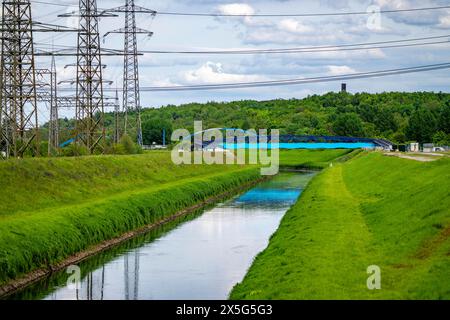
[0,0,39,158]
[114,89,121,144]
[73,0,114,154]
[104,1,156,146]
[35,58,58,156]
[48,56,59,155]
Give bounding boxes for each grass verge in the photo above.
[279,149,353,169]
[0,152,262,289]
[230,152,450,299]
[0,151,247,217]
[0,149,367,294]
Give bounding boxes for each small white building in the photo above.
[409,143,419,152]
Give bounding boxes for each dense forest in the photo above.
[52,92,450,149]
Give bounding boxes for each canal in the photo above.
[9,171,316,300]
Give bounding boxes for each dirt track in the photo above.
[384,152,445,162]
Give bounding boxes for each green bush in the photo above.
[60,143,89,157]
[119,134,137,154]
[104,134,143,155]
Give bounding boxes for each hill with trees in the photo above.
[42,92,450,149]
[132,92,450,146]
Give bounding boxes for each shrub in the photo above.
[61,143,89,157]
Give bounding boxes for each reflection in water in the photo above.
[234,189,301,207]
[8,172,315,300]
[124,252,139,300]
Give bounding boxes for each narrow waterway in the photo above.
[9,171,315,300]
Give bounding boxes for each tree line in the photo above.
[40,91,450,152]
[130,91,450,146]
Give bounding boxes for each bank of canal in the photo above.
[7,171,316,300]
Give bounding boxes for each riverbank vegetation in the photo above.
[0,149,355,290]
[0,152,248,216]
[279,149,357,169]
[231,152,450,299]
[0,152,264,288]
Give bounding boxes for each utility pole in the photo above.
[104,1,155,147]
[0,0,39,158]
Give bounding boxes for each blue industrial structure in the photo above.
[189,128,393,150]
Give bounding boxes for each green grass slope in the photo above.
[0,149,351,216]
[0,151,249,216]
[279,149,354,169]
[0,152,262,287]
[0,149,376,289]
[231,152,450,299]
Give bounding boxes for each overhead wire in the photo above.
[139,39,450,55]
[131,63,450,92]
[31,1,450,18]
[28,3,450,94]
[35,35,450,55]
[155,5,450,17]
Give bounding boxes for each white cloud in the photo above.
[56,65,75,83]
[217,3,255,15]
[374,0,410,10]
[327,65,357,75]
[373,0,447,26]
[216,3,267,26]
[183,62,265,84]
[365,48,386,59]
[438,14,450,28]
[304,48,386,59]
[148,78,180,87]
[278,19,314,34]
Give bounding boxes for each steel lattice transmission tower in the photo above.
[105,1,155,146]
[114,89,121,144]
[48,56,59,155]
[35,60,58,156]
[0,0,39,158]
[75,0,108,154]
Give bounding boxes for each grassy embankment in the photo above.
[279,149,355,169]
[231,152,450,299]
[0,152,262,287]
[8,210,207,300]
[0,149,361,290]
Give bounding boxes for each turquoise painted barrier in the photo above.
[220,142,375,149]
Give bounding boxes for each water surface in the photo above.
[9,172,315,300]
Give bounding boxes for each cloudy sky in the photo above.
[32,0,450,114]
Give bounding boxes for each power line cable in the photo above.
[33,1,78,7]
[131,63,450,92]
[156,5,450,17]
[139,39,450,55]
[35,35,450,55]
[55,62,450,92]
[31,2,450,18]
[34,7,66,20]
